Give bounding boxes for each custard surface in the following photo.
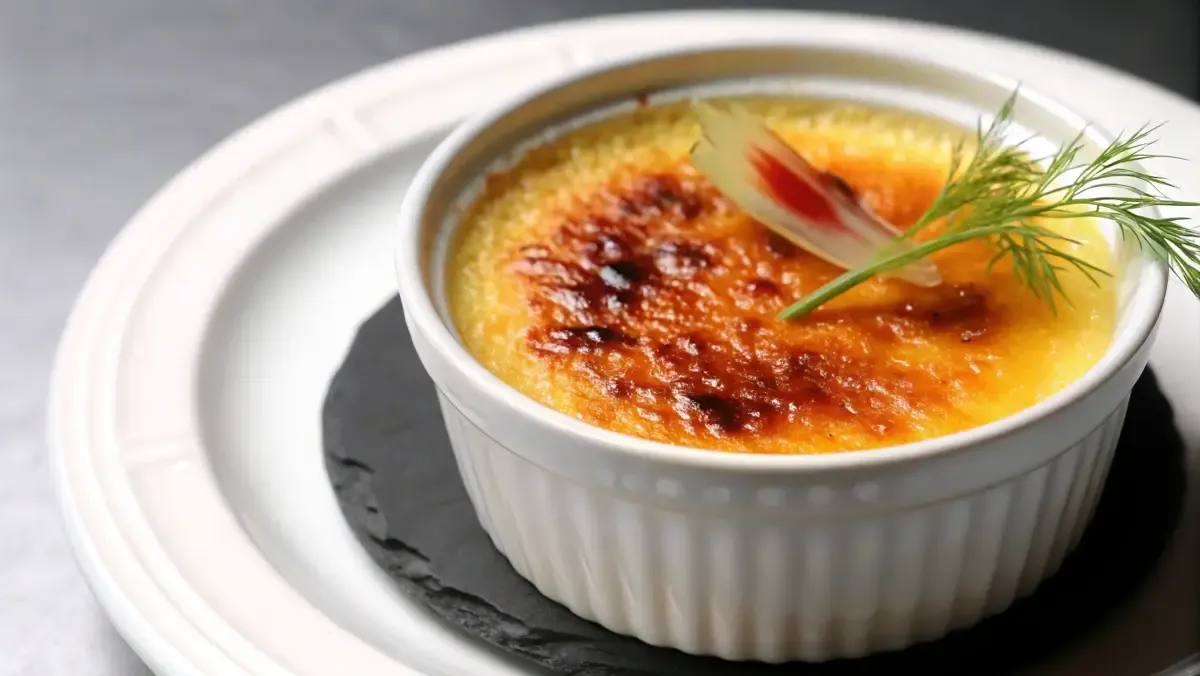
[447,99,1115,454]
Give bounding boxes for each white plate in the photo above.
[49,10,1200,676]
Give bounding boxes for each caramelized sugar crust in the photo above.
[448,100,1114,454]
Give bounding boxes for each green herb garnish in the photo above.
[776,93,1200,319]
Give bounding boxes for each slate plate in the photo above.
[324,297,1185,676]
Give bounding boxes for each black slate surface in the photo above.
[324,296,1186,676]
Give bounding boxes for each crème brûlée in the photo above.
[447,98,1116,454]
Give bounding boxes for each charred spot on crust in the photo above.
[529,325,634,355]
[654,240,712,277]
[744,278,780,296]
[674,393,741,434]
[598,261,643,291]
[609,174,705,220]
[906,285,992,341]
[600,377,632,398]
[581,233,632,264]
[925,286,988,325]
[738,318,763,334]
[559,325,628,344]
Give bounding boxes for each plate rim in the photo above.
[46,9,1200,676]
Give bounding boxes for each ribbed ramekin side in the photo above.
[435,393,1129,662]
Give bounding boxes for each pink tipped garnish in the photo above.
[749,148,844,229]
[690,102,941,287]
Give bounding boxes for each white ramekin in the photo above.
[395,44,1168,662]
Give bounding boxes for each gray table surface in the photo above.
[2,2,1197,675]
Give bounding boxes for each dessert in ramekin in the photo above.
[396,45,1166,661]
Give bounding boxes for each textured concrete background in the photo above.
[2,1,1196,674]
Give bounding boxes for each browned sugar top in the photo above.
[447,99,1114,454]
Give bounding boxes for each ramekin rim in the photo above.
[395,40,1170,474]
